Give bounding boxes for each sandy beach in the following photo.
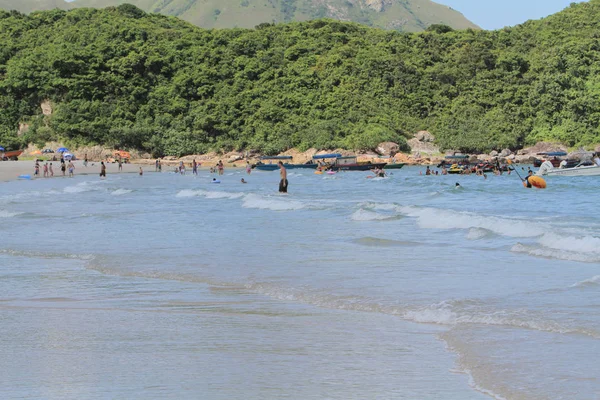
[0,160,146,182]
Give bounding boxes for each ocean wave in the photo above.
[352,237,419,247]
[64,184,97,194]
[242,194,306,211]
[176,189,244,199]
[511,243,600,263]
[0,248,93,260]
[571,275,600,288]
[0,210,23,218]
[111,189,133,196]
[351,209,402,221]
[242,282,600,338]
[538,232,600,254]
[398,206,546,238]
[466,228,493,240]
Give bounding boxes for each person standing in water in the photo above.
[68,160,75,177]
[192,159,198,175]
[100,161,106,178]
[278,161,288,193]
[49,163,54,177]
[246,161,252,175]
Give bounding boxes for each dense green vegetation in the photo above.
[69,0,478,32]
[1,2,600,155]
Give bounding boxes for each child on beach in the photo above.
[49,163,54,177]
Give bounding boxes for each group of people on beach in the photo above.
[34,157,75,178]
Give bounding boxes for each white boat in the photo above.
[537,160,600,177]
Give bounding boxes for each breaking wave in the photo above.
[111,189,133,196]
[241,194,306,211]
[0,210,23,218]
[351,209,402,221]
[176,189,244,199]
[398,206,545,238]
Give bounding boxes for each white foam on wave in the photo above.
[111,189,133,196]
[398,206,545,238]
[359,202,399,212]
[242,194,305,211]
[243,282,600,338]
[0,210,23,218]
[538,232,600,254]
[351,209,400,221]
[571,275,600,288]
[466,228,492,240]
[176,189,244,200]
[511,243,600,263]
[64,183,97,194]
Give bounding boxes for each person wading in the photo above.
[278,161,288,193]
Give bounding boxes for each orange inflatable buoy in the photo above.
[524,176,547,189]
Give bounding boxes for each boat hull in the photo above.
[541,165,600,177]
[383,163,405,170]
[255,163,317,171]
[330,162,387,172]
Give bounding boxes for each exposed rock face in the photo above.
[490,150,499,157]
[415,130,434,142]
[407,138,440,155]
[499,149,512,157]
[520,142,566,155]
[363,0,390,12]
[376,142,399,156]
[18,123,30,136]
[595,145,600,153]
[41,100,52,116]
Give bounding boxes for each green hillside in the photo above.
[0,0,72,13]
[1,2,599,155]
[69,0,478,32]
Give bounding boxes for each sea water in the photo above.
[1,167,599,399]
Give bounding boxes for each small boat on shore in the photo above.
[254,156,318,171]
[383,163,405,170]
[1,150,23,161]
[329,156,387,172]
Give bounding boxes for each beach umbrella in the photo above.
[57,147,69,153]
[0,146,4,151]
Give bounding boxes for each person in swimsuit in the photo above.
[139,167,143,176]
[246,161,252,175]
[49,163,54,177]
[100,162,106,178]
[68,161,75,177]
[278,161,288,193]
[61,160,66,176]
[34,161,40,177]
[192,159,198,175]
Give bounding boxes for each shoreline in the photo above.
[0,160,147,183]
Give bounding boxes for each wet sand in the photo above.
[0,160,146,182]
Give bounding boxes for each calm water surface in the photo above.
[1,166,599,399]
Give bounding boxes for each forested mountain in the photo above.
[0,0,71,13]
[69,0,478,32]
[1,2,599,156]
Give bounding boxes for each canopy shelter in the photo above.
[0,146,4,151]
[313,153,342,160]
[57,147,69,153]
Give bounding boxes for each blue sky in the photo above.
[436,0,588,30]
